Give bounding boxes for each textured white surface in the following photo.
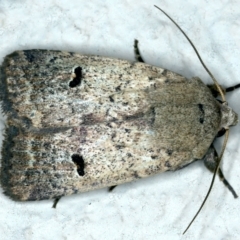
[0,0,240,239]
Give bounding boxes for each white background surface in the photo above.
[0,0,240,239]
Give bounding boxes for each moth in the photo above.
[0,6,238,232]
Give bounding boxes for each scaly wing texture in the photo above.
[0,50,221,200]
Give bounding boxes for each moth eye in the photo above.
[216,128,226,138]
[71,154,85,176]
[69,66,82,88]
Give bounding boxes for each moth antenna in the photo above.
[154,5,225,102]
[182,130,229,234]
[154,5,230,233]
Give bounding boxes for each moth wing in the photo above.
[0,50,221,200]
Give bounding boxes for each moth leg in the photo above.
[226,83,240,93]
[134,39,144,63]
[203,145,238,198]
[208,83,240,97]
[52,197,61,208]
[108,185,117,192]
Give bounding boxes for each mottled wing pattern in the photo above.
[0,50,221,200]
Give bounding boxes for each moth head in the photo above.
[220,102,238,129]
